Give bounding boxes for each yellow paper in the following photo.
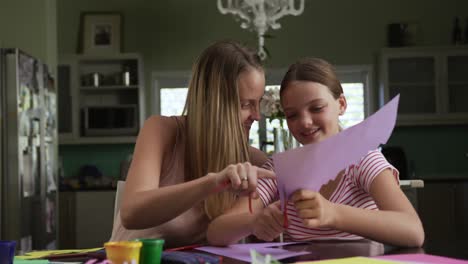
[15,247,103,260]
[297,256,399,264]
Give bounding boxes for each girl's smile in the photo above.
[281,81,346,145]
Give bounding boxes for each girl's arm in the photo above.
[207,197,284,246]
[336,169,424,246]
[291,169,425,247]
[120,116,274,229]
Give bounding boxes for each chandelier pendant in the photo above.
[218,0,305,60]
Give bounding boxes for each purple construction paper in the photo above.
[273,95,399,209]
[376,253,468,263]
[196,245,310,262]
[231,242,301,249]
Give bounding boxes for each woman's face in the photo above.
[238,68,265,135]
[281,81,346,145]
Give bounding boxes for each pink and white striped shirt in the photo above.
[257,150,399,241]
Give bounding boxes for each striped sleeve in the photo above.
[355,150,400,193]
[257,158,279,207]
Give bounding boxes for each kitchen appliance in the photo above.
[82,105,138,136]
[0,49,58,252]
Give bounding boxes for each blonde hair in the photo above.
[183,40,263,219]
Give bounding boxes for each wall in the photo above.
[56,0,468,178]
[0,0,57,75]
[389,125,468,177]
[57,0,468,67]
[60,144,134,179]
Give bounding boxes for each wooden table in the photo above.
[39,240,425,263]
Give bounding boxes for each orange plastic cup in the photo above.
[104,241,142,264]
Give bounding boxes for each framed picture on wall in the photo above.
[78,12,123,54]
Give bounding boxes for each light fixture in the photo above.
[217,0,305,60]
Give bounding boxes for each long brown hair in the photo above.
[280,58,343,100]
[183,40,263,219]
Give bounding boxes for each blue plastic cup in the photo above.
[0,240,16,264]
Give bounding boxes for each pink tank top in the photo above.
[110,116,210,248]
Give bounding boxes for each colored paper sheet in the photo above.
[15,248,103,260]
[13,259,49,264]
[376,253,468,264]
[298,256,399,263]
[273,95,399,208]
[231,242,301,249]
[197,243,310,262]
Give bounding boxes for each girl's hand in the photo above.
[290,189,338,229]
[250,201,284,241]
[213,162,276,198]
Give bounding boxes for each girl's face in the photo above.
[238,68,265,135]
[281,81,347,145]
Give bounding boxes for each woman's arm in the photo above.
[120,116,274,229]
[207,197,284,246]
[249,146,269,167]
[207,197,263,246]
[291,169,425,247]
[120,116,215,229]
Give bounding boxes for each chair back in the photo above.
[114,180,126,218]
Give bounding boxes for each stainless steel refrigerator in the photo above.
[0,49,58,253]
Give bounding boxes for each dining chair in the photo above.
[113,180,126,218]
[400,179,424,212]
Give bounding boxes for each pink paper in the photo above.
[197,242,310,262]
[231,242,301,249]
[273,95,399,208]
[376,253,468,263]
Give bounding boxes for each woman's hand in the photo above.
[290,189,338,229]
[212,162,275,198]
[250,201,284,241]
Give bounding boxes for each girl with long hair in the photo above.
[207,58,424,248]
[110,40,274,248]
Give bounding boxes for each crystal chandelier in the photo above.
[217,0,305,60]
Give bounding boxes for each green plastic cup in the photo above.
[136,238,165,264]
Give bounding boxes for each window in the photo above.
[152,71,191,116]
[335,64,373,125]
[154,65,373,152]
[153,71,260,147]
[160,88,188,116]
[340,82,365,128]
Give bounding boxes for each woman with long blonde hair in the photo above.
[110,40,274,248]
